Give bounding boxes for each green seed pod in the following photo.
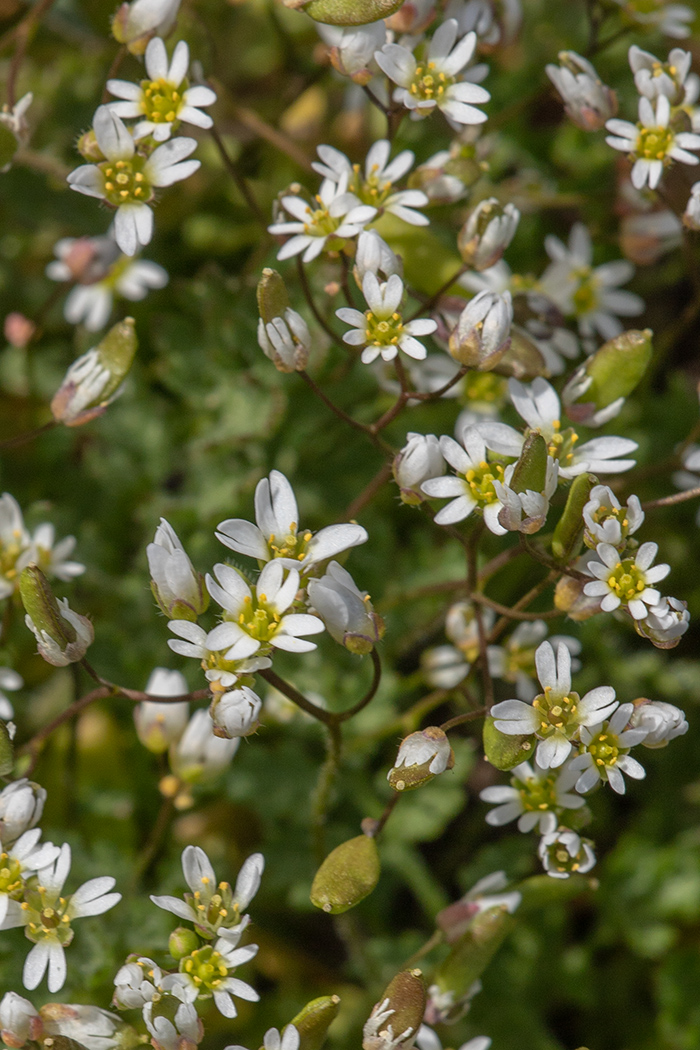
[551,473,598,562]
[283,0,404,25]
[483,715,534,771]
[0,721,14,777]
[169,927,200,960]
[257,268,291,324]
[509,433,548,495]
[563,329,652,425]
[364,970,426,1050]
[434,905,514,997]
[287,995,341,1050]
[311,834,380,914]
[20,566,77,650]
[493,327,548,381]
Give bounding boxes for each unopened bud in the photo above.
[483,715,533,770]
[684,183,700,231]
[3,313,35,349]
[76,129,106,162]
[169,927,200,960]
[449,291,512,370]
[209,685,261,738]
[288,995,341,1050]
[134,668,190,754]
[308,563,383,654]
[310,834,380,913]
[388,727,454,791]
[283,0,404,25]
[51,318,137,426]
[147,518,208,622]
[0,779,46,845]
[20,566,94,667]
[629,699,688,748]
[457,199,520,271]
[355,231,402,286]
[410,146,483,204]
[363,970,426,1050]
[546,51,617,131]
[563,329,652,427]
[551,473,598,562]
[393,433,444,505]
[634,596,690,649]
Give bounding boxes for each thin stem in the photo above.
[19,686,111,774]
[361,83,390,118]
[298,370,393,454]
[488,571,559,645]
[339,254,356,309]
[471,591,560,621]
[130,795,175,887]
[336,648,382,723]
[209,124,267,228]
[367,792,400,837]
[340,460,392,522]
[521,536,588,580]
[408,264,468,320]
[226,103,314,172]
[4,0,57,105]
[467,522,493,709]
[440,708,486,732]
[296,257,345,348]
[0,420,57,451]
[311,721,342,865]
[259,667,334,725]
[402,929,443,970]
[642,484,700,510]
[408,366,469,401]
[101,45,127,103]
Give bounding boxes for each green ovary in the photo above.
[140,77,185,124]
[606,559,646,602]
[462,461,504,506]
[180,945,229,993]
[98,156,152,208]
[365,311,405,349]
[514,773,559,813]
[586,727,624,771]
[234,594,281,644]
[532,687,581,738]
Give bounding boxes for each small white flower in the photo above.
[0,991,41,1047]
[546,51,617,130]
[41,1004,124,1050]
[448,290,512,369]
[457,198,520,271]
[491,640,619,769]
[0,495,83,599]
[583,540,670,620]
[25,598,94,667]
[0,830,61,926]
[608,0,694,39]
[420,644,470,689]
[177,930,259,1018]
[569,703,648,794]
[0,779,46,847]
[143,1001,203,1050]
[487,621,581,702]
[683,181,700,230]
[480,759,585,834]
[67,106,200,256]
[169,708,239,783]
[355,230,402,284]
[393,433,445,504]
[268,177,376,263]
[307,562,382,654]
[538,828,596,878]
[606,94,700,191]
[389,728,453,787]
[257,308,310,373]
[375,20,490,126]
[629,699,688,747]
[210,685,262,739]
[337,272,437,365]
[635,595,690,648]
[167,620,271,689]
[151,844,264,936]
[216,470,367,572]
[108,38,216,142]
[113,956,163,1008]
[147,518,207,619]
[416,1024,491,1050]
[0,844,121,994]
[111,0,181,48]
[313,141,428,226]
[0,93,32,171]
[421,425,511,534]
[226,1023,300,1050]
[629,44,693,103]
[362,997,415,1050]
[317,20,386,80]
[134,668,189,754]
[436,871,521,943]
[582,484,644,550]
[540,223,644,343]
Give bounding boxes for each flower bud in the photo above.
[111,0,181,52]
[634,596,690,649]
[449,291,512,370]
[545,51,617,131]
[363,970,426,1050]
[147,519,208,622]
[457,199,520,271]
[51,318,137,427]
[308,563,383,654]
[169,709,239,785]
[630,699,688,747]
[582,484,643,551]
[482,715,533,770]
[551,473,598,562]
[3,313,35,349]
[169,927,200,960]
[409,146,482,204]
[392,433,444,505]
[0,992,43,1048]
[257,269,310,373]
[310,834,380,914]
[354,231,402,286]
[288,995,341,1050]
[388,727,454,791]
[209,685,262,739]
[323,22,386,84]
[134,668,190,754]
[0,94,32,173]
[0,778,46,845]
[538,828,596,878]
[554,573,601,622]
[20,566,94,667]
[562,329,652,427]
[283,0,403,26]
[76,129,106,162]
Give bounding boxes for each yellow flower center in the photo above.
[98,156,152,207]
[140,76,186,124]
[606,559,646,602]
[636,124,674,162]
[409,61,454,105]
[462,460,505,506]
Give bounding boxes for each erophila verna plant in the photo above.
[3,0,700,1046]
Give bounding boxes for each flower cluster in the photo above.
[0,493,84,601]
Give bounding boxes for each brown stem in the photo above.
[298,370,393,454]
[18,685,111,773]
[340,460,392,522]
[130,795,175,887]
[471,591,560,621]
[209,124,267,228]
[642,484,700,510]
[488,570,559,645]
[3,0,57,105]
[101,45,127,103]
[408,264,468,321]
[368,792,400,837]
[440,708,486,732]
[336,648,382,723]
[0,420,57,451]
[259,667,334,725]
[408,366,469,401]
[229,104,313,172]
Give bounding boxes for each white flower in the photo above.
[393,433,445,504]
[391,728,453,781]
[67,106,200,256]
[491,640,619,769]
[0,93,32,171]
[316,21,386,80]
[582,484,644,550]
[635,595,690,648]
[629,699,688,747]
[210,685,262,739]
[41,1004,123,1050]
[569,703,648,794]
[111,0,181,47]
[134,668,189,754]
[478,377,639,479]
[46,233,167,331]
[108,38,216,142]
[629,44,693,103]
[420,645,469,689]
[169,708,239,783]
[457,199,520,271]
[421,425,511,534]
[0,830,61,926]
[448,290,512,369]
[583,541,670,620]
[540,223,644,343]
[313,141,428,226]
[27,522,85,584]
[487,621,581,702]
[538,828,596,878]
[167,620,271,689]
[375,20,490,126]
[355,230,402,285]
[216,470,367,572]
[416,1025,491,1050]
[362,997,415,1050]
[0,667,22,721]
[606,94,700,191]
[113,956,164,1008]
[683,181,700,230]
[545,51,617,130]
[608,0,694,39]
[480,759,585,834]
[0,779,46,847]
[257,308,310,373]
[268,177,376,263]
[151,844,264,937]
[337,272,437,365]
[143,1001,203,1050]
[25,598,94,667]
[307,562,382,654]
[226,1024,300,1050]
[177,929,259,1018]
[147,518,207,619]
[0,992,40,1047]
[436,871,521,943]
[0,844,121,993]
